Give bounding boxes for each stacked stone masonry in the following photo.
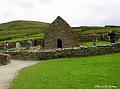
[43,16,79,50]
[9,43,120,60]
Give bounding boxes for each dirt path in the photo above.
[0,60,39,89]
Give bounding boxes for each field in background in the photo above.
[0,20,120,43]
[0,20,49,43]
[11,52,120,89]
[73,26,120,35]
[80,41,110,46]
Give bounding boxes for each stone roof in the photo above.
[49,16,71,29]
[52,16,68,24]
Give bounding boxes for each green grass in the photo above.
[1,20,120,43]
[80,41,110,46]
[0,20,49,43]
[12,53,120,89]
[73,26,120,35]
[0,33,44,43]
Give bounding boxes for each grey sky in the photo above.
[0,0,120,26]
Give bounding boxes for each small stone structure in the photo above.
[43,16,79,50]
[0,53,11,65]
[9,43,120,60]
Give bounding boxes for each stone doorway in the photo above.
[57,39,62,48]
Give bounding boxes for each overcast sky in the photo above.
[0,0,120,26]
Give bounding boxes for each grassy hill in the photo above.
[0,20,120,43]
[73,26,120,35]
[0,20,49,43]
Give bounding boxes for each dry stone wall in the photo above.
[9,43,120,60]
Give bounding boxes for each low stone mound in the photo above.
[0,53,11,65]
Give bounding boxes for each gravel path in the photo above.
[0,60,39,89]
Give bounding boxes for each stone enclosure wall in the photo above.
[9,43,120,60]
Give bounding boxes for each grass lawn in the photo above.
[11,53,120,89]
[0,33,44,44]
[81,41,111,46]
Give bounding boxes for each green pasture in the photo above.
[80,41,110,46]
[11,53,120,89]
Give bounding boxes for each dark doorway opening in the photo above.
[57,39,62,48]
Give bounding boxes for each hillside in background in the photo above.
[0,20,120,43]
[73,26,120,35]
[0,20,49,43]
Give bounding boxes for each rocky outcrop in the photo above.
[0,53,11,65]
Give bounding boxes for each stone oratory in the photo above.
[43,16,79,50]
